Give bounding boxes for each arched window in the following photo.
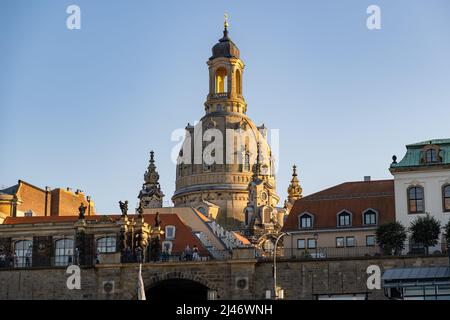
[236,70,242,95]
[443,184,450,212]
[298,213,313,229]
[425,148,438,163]
[408,186,424,213]
[54,238,74,267]
[165,226,176,240]
[215,68,228,93]
[14,240,32,268]
[97,237,116,253]
[337,211,352,227]
[363,209,377,225]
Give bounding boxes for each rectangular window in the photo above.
[336,237,345,248]
[346,237,355,247]
[443,185,450,212]
[297,239,305,249]
[165,226,176,239]
[307,239,316,249]
[366,235,376,247]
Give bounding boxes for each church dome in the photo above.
[210,29,240,60]
[172,20,279,229]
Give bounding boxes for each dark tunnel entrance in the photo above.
[146,279,209,301]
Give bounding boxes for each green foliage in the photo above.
[376,222,407,255]
[442,220,450,244]
[409,213,441,254]
[300,250,311,259]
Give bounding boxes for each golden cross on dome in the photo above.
[224,13,229,29]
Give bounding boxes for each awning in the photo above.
[382,267,450,288]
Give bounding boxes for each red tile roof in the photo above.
[282,180,396,231]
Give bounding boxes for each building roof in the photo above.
[0,184,19,195]
[282,180,395,231]
[192,209,211,223]
[391,138,450,169]
[232,231,252,245]
[382,267,450,287]
[3,215,86,224]
[142,214,208,255]
[210,27,240,60]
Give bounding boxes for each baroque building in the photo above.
[138,151,164,209]
[172,19,280,228]
[390,139,450,251]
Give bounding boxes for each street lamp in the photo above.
[313,233,319,258]
[273,232,291,300]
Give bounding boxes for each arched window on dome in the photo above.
[236,69,242,95]
[215,68,228,94]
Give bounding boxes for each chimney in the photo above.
[364,176,371,182]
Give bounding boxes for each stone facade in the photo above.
[1,256,448,300]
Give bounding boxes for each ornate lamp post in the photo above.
[273,232,291,299]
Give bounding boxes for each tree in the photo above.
[376,222,407,255]
[443,220,450,246]
[409,213,441,254]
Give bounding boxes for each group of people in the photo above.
[0,250,31,268]
[181,245,201,261]
[0,252,16,268]
[121,246,146,263]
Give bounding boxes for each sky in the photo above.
[1,0,450,214]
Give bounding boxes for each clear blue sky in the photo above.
[1,0,450,214]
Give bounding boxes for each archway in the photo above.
[146,279,209,301]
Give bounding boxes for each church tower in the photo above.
[138,151,164,208]
[172,17,280,228]
[204,15,246,115]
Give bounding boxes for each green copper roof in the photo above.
[391,139,450,169]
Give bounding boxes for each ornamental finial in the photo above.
[224,13,229,30]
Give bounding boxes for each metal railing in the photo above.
[1,242,447,270]
[0,254,96,269]
[281,243,449,261]
[211,92,229,99]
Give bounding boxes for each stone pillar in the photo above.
[75,220,94,266]
[32,236,53,267]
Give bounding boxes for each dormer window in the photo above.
[299,213,313,229]
[363,209,378,225]
[426,148,438,163]
[422,145,441,164]
[337,211,352,227]
[165,226,176,240]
